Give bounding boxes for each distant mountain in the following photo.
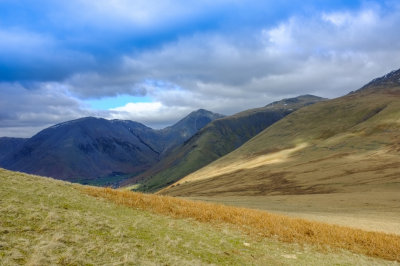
[157,109,224,155]
[125,95,325,192]
[160,69,400,197]
[0,109,223,185]
[0,137,27,161]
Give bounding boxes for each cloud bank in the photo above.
[1,1,400,137]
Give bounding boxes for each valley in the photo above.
[156,70,400,240]
[161,71,400,199]
[1,69,400,265]
[3,1,400,264]
[126,95,325,192]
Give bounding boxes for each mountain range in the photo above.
[0,109,223,185]
[1,68,399,195]
[160,68,400,197]
[0,94,325,187]
[124,95,325,191]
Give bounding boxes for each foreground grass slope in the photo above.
[3,169,396,265]
[162,71,400,197]
[2,169,399,265]
[85,186,400,262]
[126,95,324,192]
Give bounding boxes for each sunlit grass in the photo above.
[84,186,400,262]
[3,168,392,265]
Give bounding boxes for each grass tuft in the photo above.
[83,186,400,262]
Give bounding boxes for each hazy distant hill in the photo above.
[161,69,400,197]
[126,95,325,192]
[0,110,223,185]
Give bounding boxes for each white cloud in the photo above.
[116,5,400,100]
[63,5,400,122]
[264,23,294,54]
[322,12,351,26]
[109,101,193,128]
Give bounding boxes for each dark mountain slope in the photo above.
[160,69,400,197]
[0,137,27,161]
[0,110,222,184]
[1,118,160,182]
[126,95,325,192]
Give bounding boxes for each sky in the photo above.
[1,0,400,137]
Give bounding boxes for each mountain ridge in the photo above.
[160,69,400,197]
[0,109,223,185]
[356,68,400,93]
[124,95,325,192]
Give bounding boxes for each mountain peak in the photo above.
[163,109,224,134]
[265,94,326,109]
[368,68,400,85]
[48,116,106,129]
[357,68,400,93]
[188,109,224,118]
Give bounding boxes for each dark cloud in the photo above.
[0,0,365,83]
[0,82,92,136]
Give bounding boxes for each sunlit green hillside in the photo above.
[163,81,400,197]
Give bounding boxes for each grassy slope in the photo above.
[186,192,400,235]
[0,169,396,265]
[162,88,400,197]
[128,95,324,192]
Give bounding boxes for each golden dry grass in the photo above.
[187,192,400,235]
[83,186,400,262]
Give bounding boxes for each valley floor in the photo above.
[187,191,400,235]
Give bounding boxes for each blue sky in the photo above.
[87,95,152,110]
[1,0,400,137]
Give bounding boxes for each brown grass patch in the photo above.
[83,186,400,262]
